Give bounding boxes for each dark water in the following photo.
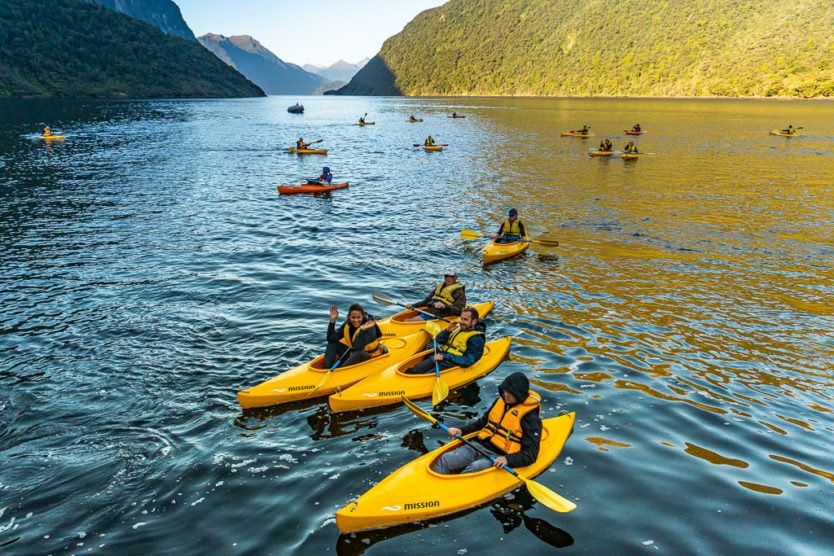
[1,95,832,554]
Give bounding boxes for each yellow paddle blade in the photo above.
[432,378,450,406]
[517,474,577,513]
[533,237,560,247]
[308,370,331,396]
[460,229,483,240]
[402,396,437,424]
[424,320,442,337]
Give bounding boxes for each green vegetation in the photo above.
[0,0,264,98]
[369,0,834,97]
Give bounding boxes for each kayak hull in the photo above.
[377,301,494,340]
[407,119,423,123]
[277,182,348,195]
[39,135,65,140]
[423,145,443,152]
[447,115,466,118]
[287,147,327,155]
[358,122,376,126]
[769,130,800,137]
[328,336,512,413]
[621,153,640,160]
[589,150,614,157]
[481,238,530,265]
[335,411,575,533]
[560,131,594,137]
[237,331,429,409]
[625,130,643,135]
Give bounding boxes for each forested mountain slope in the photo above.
[336,0,833,97]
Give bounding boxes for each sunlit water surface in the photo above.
[1,96,832,554]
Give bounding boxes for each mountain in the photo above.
[334,0,834,98]
[87,0,196,41]
[303,59,368,84]
[197,34,326,95]
[0,0,264,98]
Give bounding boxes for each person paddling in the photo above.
[307,166,332,185]
[431,371,542,474]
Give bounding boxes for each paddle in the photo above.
[413,143,449,147]
[371,291,452,323]
[309,347,351,396]
[401,396,577,513]
[424,320,450,405]
[459,229,560,247]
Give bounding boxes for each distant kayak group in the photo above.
[278,110,468,194]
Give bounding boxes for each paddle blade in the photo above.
[533,237,560,247]
[424,320,442,337]
[308,370,331,396]
[371,291,397,306]
[432,378,449,406]
[460,229,483,240]
[518,475,577,513]
[402,396,438,425]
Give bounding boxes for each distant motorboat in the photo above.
[287,103,304,114]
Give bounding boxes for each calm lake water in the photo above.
[1,95,832,555]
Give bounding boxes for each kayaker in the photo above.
[308,166,332,185]
[431,371,542,474]
[324,303,384,368]
[359,113,367,124]
[296,137,308,150]
[599,139,613,152]
[577,124,590,134]
[781,125,795,135]
[632,123,641,132]
[406,271,467,320]
[42,126,52,137]
[624,141,639,154]
[404,306,485,374]
[494,208,527,244]
[424,135,435,146]
[409,115,418,122]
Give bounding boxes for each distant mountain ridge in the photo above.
[303,59,368,84]
[197,34,328,95]
[335,0,834,98]
[0,0,263,98]
[87,0,196,41]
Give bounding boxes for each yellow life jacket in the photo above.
[431,282,462,306]
[438,328,484,357]
[477,390,541,454]
[339,324,383,356]
[502,219,522,236]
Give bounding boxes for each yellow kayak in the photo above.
[481,237,530,265]
[621,153,640,160]
[377,301,494,339]
[769,129,800,137]
[328,336,512,413]
[423,145,443,152]
[589,149,614,157]
[237,331,428,409]
[39,134,65,140]
[407,118,423,123]
[336,411,575,532]
[287,147,328,155]
[560,131,594,137]
[358,121,375,126]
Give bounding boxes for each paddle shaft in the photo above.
[371,291,452,323]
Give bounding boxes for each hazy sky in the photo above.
[173,0,448,67]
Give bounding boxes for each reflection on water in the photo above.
[1,96,832,554]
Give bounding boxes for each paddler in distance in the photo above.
[494,208,527,244]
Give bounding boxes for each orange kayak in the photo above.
[277,182,348,195]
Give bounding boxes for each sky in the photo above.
[173,0,448,67]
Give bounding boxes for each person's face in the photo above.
[509,214,517,221]
[348,310,364,327]
[444,274,456,285]
[501,389,518,404]
[459,311,475,330]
